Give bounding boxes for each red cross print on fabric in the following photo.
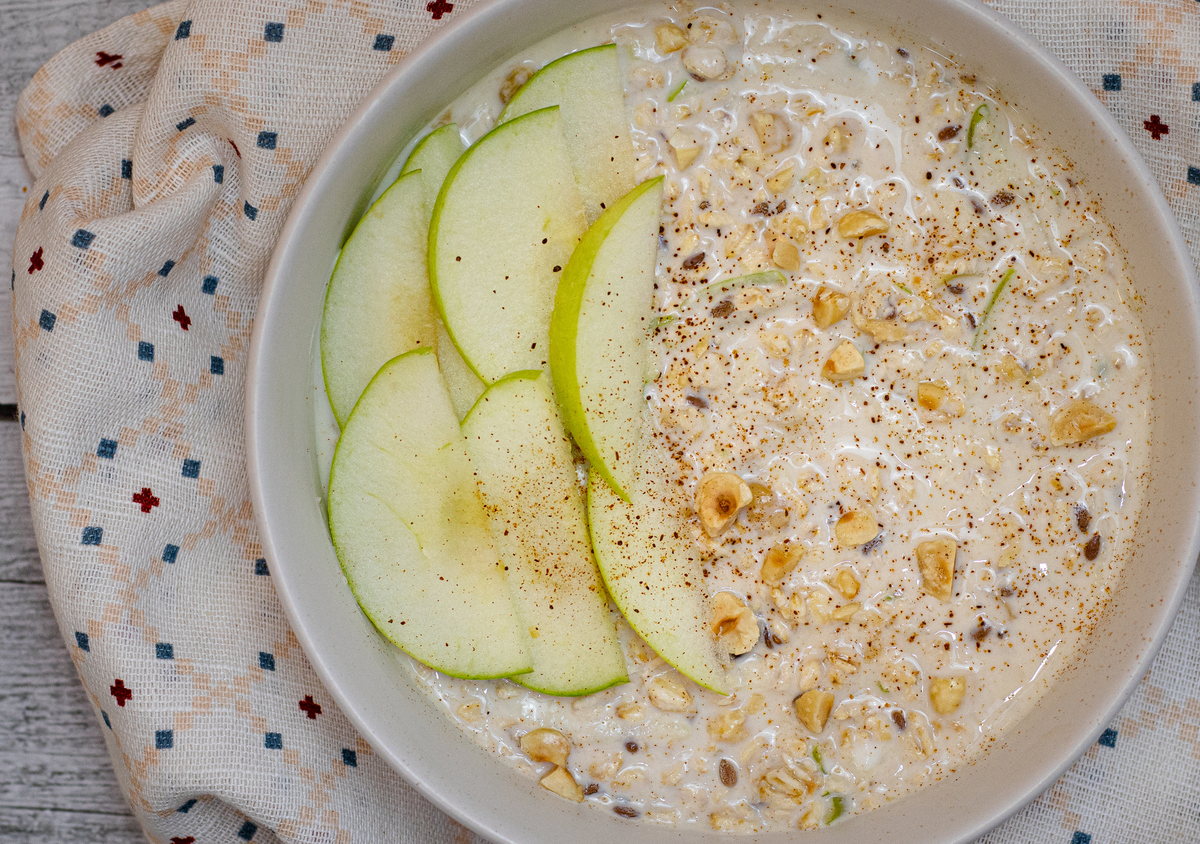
[28,247,43,274]
[1143,115,1169,140]
[427,0,454,19]
[172,305,191,330]
[298,695,322,719]
[110,678,133,706]
[95,51,124,68]
[133,487,160,513]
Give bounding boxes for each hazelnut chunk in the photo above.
[770,236,802,271]
[915,537,957,602]
[521,727,571,767]
[761,543,804,585]
[751,111,791,155]
[835,510,878,547]
[697,472,753,536]
[837,209,889,239]
[539,765,584,802]
[929,676,967,715]
[822,340,865,381]
[793,689,835,733]
[1048,399,1116,446]
[668,129,702,169]
[711,591,759,655]
[655,23,689,53]
[682,44,728,80]
[831,570,860,599]
[812,287,850,328]
[647,675,694,712]
[917,381,947,410]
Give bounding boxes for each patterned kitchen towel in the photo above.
[9,0,1200,842]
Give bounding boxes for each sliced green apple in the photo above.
[430,106,586,383]
[550,176,664,502]
[328,348,531,679]
[401,123,465,220]
[436,319,485,419]
[499,44,636,223]
[587,452,729,694]
[462,370,627,695]
[321,170,437,426]
[398,123,484,416]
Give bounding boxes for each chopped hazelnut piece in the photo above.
[917,381,947,410]
[521,727,571,767]
[682,44,728,80]
[761,543,804,585]
[915,537,956,602]
[539,765,584,802]
[822,340,865,381]
[711,591,759,655]
[1048,399,1116,446]
[647,675,694,712]
[654,23,688,53]
[812,286,850,328]
[929,676,967,715]
[668,130,703,169]
[697,472,753,536]
[793,689,835,733]
[837,209,889,239]
[831,570,860,599]
[770,236,802,271]
[835,510,878,547]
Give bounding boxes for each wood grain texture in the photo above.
[0,582,129,814]
[0,422,40,584]
[3,1,152,841]
[0,808,144,844]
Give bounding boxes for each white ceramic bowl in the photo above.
[248,1,1200,841]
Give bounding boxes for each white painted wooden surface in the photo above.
[2,1,148,841]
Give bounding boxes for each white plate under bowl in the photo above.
[247,1,1200,841]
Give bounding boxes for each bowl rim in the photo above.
[247,1,1200,841]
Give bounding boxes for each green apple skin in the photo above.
[401,123,464,224]
[549,176,664,503]
[320,170,437,427]
[587,458,729,695]
[399,123,485,414]
[499,44,636,223]
[462,370,628,696]
[328,348,531,680]
[429,106,586,384]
